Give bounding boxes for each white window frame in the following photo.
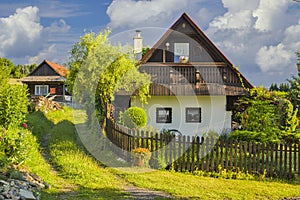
[35,85,49,96]
[174,43,189,63]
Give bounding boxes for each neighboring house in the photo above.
[121,13,253,136]
[20,60,70,101]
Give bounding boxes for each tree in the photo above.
[0,58,14,82]
[232,87,298,142]
[71,30,150,132]
[269,83,279,91]
[287,51,300,116]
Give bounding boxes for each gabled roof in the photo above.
[44,60,68,77]
[141,12,253,89]
[28,60,68,77]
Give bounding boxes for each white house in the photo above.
[115,13,253,136]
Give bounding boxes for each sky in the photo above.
[0,0,300,87]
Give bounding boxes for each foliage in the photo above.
[0,57,14,79]
[287,51,300,117]
[0,126,34,168]
[277,99,298,132]
[71,30,150,127]
[0,84,29,129]
[229,130,280,143]
[232,87,298,142]
[0,66,29,129]
[120,106,147,129]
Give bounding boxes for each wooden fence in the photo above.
[106,120,300,179]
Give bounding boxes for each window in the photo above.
[186,107,201,123]
[156,108,172,123]
[35,85,49,96]
[174,43,189,63]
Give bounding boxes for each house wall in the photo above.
[26,82,64,96]
[133,95,231,136]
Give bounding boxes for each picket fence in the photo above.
[106,120,300,179]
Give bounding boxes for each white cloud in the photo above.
[256,44,292,73]
[28,44,57,64]
[0,6,43,58]
[0,6,73,65]
[253,0,289,32]
[204,0,300,86]
[255,19,300,74]
[209,10,253,30]
[107,0,188,29]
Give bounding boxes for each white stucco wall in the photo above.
[133,95,231,137]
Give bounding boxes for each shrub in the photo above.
[0,84,29,129]
[229,130,280,143]
[120,106,147,129]
[0,126,34,168]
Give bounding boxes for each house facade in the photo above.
[128,13,253,136]
[20,60,70,101]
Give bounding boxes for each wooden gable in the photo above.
[140,13,253,96]
[29,61,60,76]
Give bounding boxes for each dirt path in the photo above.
[123,184,174,199]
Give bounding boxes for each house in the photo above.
[20,60,70,102]
[123,13,254,136]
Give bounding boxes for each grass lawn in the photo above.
[112,168,300,199]
[25,107,300,199]
[26,108,127,199]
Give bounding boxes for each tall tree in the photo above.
[70,30,150,132]
[287,52,300,116]
[0,58,14,82]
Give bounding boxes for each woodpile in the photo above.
[32,96,62,113]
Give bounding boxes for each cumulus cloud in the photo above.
[28,44,57,64]
[0,6,43,58]
[0,6,72,65]
[255,19,300,73]
[107,0,188,28]
[256,44,292,73]
[204,0,300,85]
[253,0,289,32]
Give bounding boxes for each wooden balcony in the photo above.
[148,83,247,96]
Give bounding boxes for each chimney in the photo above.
[133,30,143,60]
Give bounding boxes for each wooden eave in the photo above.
[141,62,227,67]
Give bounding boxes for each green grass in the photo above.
[112,168,300,199]
[24,107,300,200]
[26,108,126,199]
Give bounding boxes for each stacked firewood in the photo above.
[33,96,62,113]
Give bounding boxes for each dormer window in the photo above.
[174,43,189,63]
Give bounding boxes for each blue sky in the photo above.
[0,0,300,86]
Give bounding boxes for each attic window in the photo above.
[174,43,189,63]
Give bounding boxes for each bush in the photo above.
[229,130,280,143]
[0,84,29,129]
[0,126,34,168]
[120,106,147,129]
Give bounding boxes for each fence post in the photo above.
[196,136,200,170]
[298,143,300,177]
[284,143,288,178]
[270,143,274,177]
